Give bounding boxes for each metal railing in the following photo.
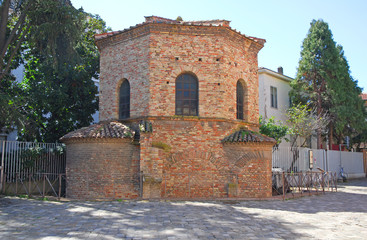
[272,171,338,200]
[0,140,66,194]
[1,172,66,200]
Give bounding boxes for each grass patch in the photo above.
[152,141,171,152]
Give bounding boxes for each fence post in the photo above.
[42,174,46,198]
[282,172,285,201]
[333,172,338,192]
[309,171,312,196]
[363,150,367,177]
[58,174,62,201]
[0,141,4,193]
[28,174,32,197]
[16,173,18,195]
[2,173,6,194]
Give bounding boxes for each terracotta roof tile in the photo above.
[222,129,276,144]
[60,121,135,141]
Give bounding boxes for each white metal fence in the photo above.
[272,147,365,179]
[0,140,66,192]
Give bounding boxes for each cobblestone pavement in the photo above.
[1,179,367,240]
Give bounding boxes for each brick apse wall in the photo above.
[137,117,274,199]
[61,16,274,200]
[64,138,140,200]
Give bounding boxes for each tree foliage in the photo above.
[328,45,366,144]
[0,0,80,133]
[259,116,288,147]
[286,103,329,148]
[19,12,109,142]
[290,19,366,148]
[0,0,110,142]
[0,0,78,80]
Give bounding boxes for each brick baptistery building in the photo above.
[61,16,276,200]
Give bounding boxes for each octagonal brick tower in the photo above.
[96,16,265,124]
[62,16,275,200]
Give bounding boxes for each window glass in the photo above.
[237,80,244,120]
[119,80,130,119]
[271,86,278,108]
[175,74,198,116]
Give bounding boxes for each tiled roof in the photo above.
[222,129,276,144]
[95,16,265,45]
[95,31,124,40]
[360,93,367,100]
[145,16,179,24]
[60,121,135,141]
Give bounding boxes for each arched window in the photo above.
[236,80,244,120]
[119,80,130,119]
[175,73,198,116]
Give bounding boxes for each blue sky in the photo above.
[71,0,367,92]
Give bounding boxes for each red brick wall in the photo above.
[98,23,263,125]
[136,117,272,199]
[79,21,272,200]
[99,34,150,121]
[65,139,140,200]
[148,27,260,123]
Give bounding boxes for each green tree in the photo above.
[259,116,288,147]
[19,12,109,142]
[290,19,338,148]
[0,0,80,133]
[286,103,329,148]
[290,19,365,149]
[286,103,329,171]
[0,0,77,80]
[328,45,367,145]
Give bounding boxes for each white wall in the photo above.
[273,147,366,179]
[258,68,292,147]
[259,69,292,123]
[328,150,365,179]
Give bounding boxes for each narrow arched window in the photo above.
[119,80,130,119]
[237,80,244,120]
[175,74,198,116]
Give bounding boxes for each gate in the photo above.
[0,140,66,199]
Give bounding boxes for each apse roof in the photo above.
[60,121,134,141]
[222,129,276,144]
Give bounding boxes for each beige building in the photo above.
[258,67,292,124]
[258,67,318,148]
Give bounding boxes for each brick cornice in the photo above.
[119,115,260,128]
[95,23,265,52]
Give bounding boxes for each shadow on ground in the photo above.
[0,178,366,239]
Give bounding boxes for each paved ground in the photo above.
[1,179,367,240]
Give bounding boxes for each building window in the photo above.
[175,73,198,116]
[119,80,130,119]
[236,80,244,120]
[271,86,278,108]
